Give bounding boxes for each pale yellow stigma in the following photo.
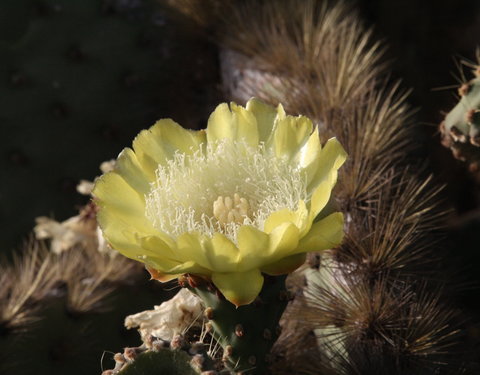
[213,193,250,225]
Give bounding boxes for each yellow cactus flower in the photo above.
[93,98,346,306]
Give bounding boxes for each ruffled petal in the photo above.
[263,200,309,235]
[267,222,300,262]
[175,232,212,271]
[212,269,264,307]
[132,119,205,178]
[139,235,178,263]
[206,102,259,146]
[150,119,206,155]
[269,115,313,159]
[230,102,259,145]
[206,233,241,272]
[308,137,347,191]
[96,209,146,259]
[115,148,151,195]
[309,171,338,221]
[245,98,277,142]
[93,172,155,235]
[175,232,239,273]
[296,212,344,253]
[297,127,322,186]
[237,225,269,271]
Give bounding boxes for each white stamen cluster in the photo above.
[145,139,307,243]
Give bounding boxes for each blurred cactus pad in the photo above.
[0,0,219,253]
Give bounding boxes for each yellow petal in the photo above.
[97,209,146,259]
[296,212,344,253]
[175,232,212,271]
[230,102,259,145]
[132,119,205,178]
[116,148,151,195]
[264,200,309,235]
[261,253,306,275]
[245,98,277,142]
[205,233,240,272]
[139,235,178,263]
[309,172,338,221]
[94,172,154,235]
[212,269,264,307]
[206,102,259,145]
[150,119,206,155]
[175,232,239,273]
[132,129,169,179]
[237,225,269,271]
[308,138,347,191]
[269,115,313,158]
[297,127,323,186]
[266,222,300,262]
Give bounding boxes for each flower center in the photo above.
[144,139,306,243]
[213,193,250,225]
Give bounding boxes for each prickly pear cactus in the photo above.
[440,67,480,176]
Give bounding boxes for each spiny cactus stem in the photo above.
[189,275,288,375]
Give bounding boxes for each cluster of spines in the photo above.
[0,231,160,374]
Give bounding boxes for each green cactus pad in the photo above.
[191,275,288,375]
[117,350,199,375]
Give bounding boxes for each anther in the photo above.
[213,193,249,225]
